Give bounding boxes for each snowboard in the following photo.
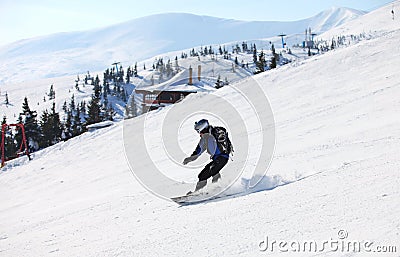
[171,190,243,205]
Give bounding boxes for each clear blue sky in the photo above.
[0,0,394,46]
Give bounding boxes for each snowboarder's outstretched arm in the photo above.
[183,138,206,165]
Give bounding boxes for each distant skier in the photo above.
[183,119,233,194]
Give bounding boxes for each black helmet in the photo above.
[194,119,209,133]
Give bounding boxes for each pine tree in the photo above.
[242,41,248,52]
[20,97,40,152]
[86,95,102,125]
[49,102,62,144]
[63,111,73,140]
[48,84,55,100]
[39,110,50,148]
[80,101,86,115]
[253,44,258,64]
[1,119,18,160]
[215,75,222,89]
[107,105,115,121]
[5,92,9,105]
[39,103,62,147]
[62,100,67,113]
[174,56,179,72]
[134,62,138,77]
[270,44,277,69]
[126,66,131,83]
[72,106,83,136]
[255,50,266,74]
[331,38,336,50]
[93,76,101,99]
[70,94,75,111]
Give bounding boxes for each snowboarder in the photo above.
[183,119,233,194]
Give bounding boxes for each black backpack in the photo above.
[211,126,233,155]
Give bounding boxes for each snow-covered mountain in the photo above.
[0,1,399,256]
[309,6,366,32]
[0,7,365,84]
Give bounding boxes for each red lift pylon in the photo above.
[1,123,31,168]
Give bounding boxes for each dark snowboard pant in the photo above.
[198,156,228,182]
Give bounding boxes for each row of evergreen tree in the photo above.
[253,43,281,74]
[182,42,284,75]
[1,97,63,161]
[1,63,134,161]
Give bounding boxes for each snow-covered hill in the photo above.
[0,2,399,256]
[0,7,365,84]
[319,2,398,39]
[0,42,301,126]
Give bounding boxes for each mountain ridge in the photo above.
[0,7,365,84]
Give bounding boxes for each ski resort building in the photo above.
[135,88,195,113]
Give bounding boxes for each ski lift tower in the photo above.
[278,34,287,48]
[112,61,122,89]
[112,62,121,74]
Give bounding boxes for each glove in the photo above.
[183,156,196,165]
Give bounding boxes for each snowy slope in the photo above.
[1,3,400,257]
[0,8,365,84]
[319,0,399,39]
